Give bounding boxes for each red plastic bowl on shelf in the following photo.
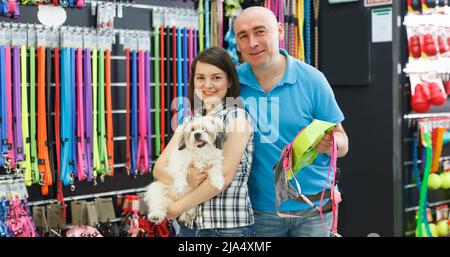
[411,83,432,113]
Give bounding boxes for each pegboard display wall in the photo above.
[0,0,195,203]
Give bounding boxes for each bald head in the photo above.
[234,6,279,33]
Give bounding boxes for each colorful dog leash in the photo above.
[70,47,78,183]
[0,46,8,169]
[145,49,153,169]
[165,26,172,141]
[76,47,87,181]
[183,28,189,118]
[5,46,15,172]
[36,46,52,195]
[83,48,93,182]
[13,45,24,173]
[172,26,178,127]
[98,49,109,181]
[125,48,131,175]
[92,48,101,184]
[160,26,165,151]
[0,46,7,168]
[177,27,183,125]
[130,50,138,175]
[28,45,39,184]
[20,45,31,185]
[105,48,114,176]
[46,46,56,193]
[153,27,160,157]
[136,50,149,174]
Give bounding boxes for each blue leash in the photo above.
[304,0,311,65]
[177,27,183,125]
[131,50,138,175]
[205,0,210,49]
[0,46,7,166]
[70,48,77,177]
[183,27,189,118]
[60,48,74,186]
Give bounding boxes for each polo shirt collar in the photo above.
[239,49,297,89]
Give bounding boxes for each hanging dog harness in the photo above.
[274,119,341,236]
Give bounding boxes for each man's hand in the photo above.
[316,133,334,155]
[187,165,208,188]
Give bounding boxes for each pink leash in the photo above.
[5,47,15,170]
[281,130,341,237]
[136,50,148,173]
[76,48,87,181]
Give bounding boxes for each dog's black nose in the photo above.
[194,132,202,140]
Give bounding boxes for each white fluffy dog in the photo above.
[144,116,227,225]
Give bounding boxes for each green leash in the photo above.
[98,49,109,181]
[154,27,160,156]
[417,132,432,237]
[29,46,39,184]
[21,45,31,185]
[92,48,101,184]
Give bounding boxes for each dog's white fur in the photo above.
[144,116,226,225]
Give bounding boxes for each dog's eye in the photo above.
[191,128,195,132]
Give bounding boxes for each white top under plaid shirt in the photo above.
[186,103,255,230]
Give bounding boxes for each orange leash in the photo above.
[37,47,52,195]
[105,49,114,176]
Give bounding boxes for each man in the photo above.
[234,6,349,237]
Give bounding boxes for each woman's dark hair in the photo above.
[188,47,240,113]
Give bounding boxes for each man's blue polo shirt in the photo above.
[238,49,345,212]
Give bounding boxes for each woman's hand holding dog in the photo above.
[187,165,208,188]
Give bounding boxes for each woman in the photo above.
[152,47,255,237]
